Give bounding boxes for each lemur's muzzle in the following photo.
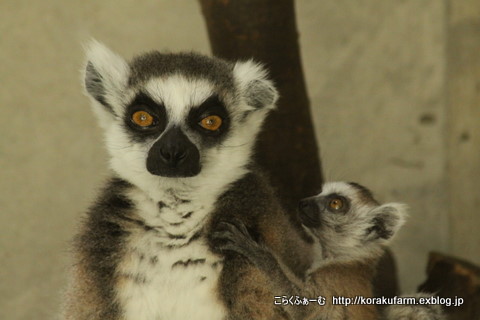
[146,127,201,177]
[298,196,323,228]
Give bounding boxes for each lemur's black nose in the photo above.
[157,129,190,166]
[146,127,201,177]
[159,145,187,165]
[298,197,322,228]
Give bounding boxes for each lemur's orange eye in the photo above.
[199,115,222,131]
[132,111,154,127]
[329,198,344,210]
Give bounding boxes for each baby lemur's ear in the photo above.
[83,39,130,121]
[366,203,408,242]
[233,60,279,111]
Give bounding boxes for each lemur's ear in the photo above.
[83,39,130,118]
[366,203,408,241]
[233,60,279,111]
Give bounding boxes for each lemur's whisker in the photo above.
[218,142,249,148]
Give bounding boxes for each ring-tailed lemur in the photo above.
[61,40,313,320]
[214,182,445,320]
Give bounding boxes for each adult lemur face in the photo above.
[83,41,277,186]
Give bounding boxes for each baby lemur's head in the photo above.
[299,182,407,265]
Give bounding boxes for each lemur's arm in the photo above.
[213,219,312,320]
[213,220,383,320]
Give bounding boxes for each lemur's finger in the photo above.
[217,221,249,240]
[211,230,237,243]
[228,218,251,237]
[217,242,251,258]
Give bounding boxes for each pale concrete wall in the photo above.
[1,1,478,319]
[447,0,480,272]
[297,0,450,293]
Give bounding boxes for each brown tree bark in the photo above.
[199,0,323,210]
[419,252,480,320]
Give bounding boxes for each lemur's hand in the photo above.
[212,218,276,271]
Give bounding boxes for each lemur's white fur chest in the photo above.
[116,187,226,320]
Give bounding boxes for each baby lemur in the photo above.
[215,181,407,319]
[216,182,446,320]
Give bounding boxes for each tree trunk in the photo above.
[199,0,323,210]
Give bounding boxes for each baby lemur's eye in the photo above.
[131,110,155,127]
[199,115,223,131]
[329,198,344,210]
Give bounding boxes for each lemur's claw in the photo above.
[213,220,261,258]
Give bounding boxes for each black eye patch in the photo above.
[124,92,168,142]
[187,95,230,140]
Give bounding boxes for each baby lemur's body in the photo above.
[218,182,446,320]
[215,181,407,320]
[62,41,313,320]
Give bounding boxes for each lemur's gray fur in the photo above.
[216,182,445,320]
[61,40,313,320]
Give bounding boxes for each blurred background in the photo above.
[1,1,479,319]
